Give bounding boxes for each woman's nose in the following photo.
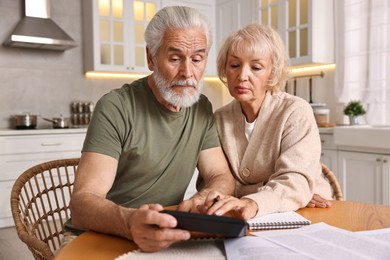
[238,66,249,81]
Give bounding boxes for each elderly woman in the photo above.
[206,24,332,220]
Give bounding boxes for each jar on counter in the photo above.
[314,108,330,125]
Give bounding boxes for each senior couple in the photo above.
[65,6,332,252]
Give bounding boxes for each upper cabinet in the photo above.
[215,0,334,67]
[83,0,334,74]
[83,0,159,73]
[258,0,334,66]
[84,0,216,75]
[216,0,258,51]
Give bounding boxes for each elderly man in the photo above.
[66,6,235,252]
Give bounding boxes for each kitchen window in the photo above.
[335,0,390,125]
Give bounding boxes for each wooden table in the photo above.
[56,200,390,260]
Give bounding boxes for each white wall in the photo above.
[290,68,338,124]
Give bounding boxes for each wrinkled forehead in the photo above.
[228,35,273,59]
[163,27,207,51]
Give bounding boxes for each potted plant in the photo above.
[343,100,366,125]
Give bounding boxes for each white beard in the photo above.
[152,67,203,108]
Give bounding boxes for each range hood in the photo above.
[3,0,77,51]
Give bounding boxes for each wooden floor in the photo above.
[0,226,34,260]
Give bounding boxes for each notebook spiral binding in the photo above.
[248,220,311,230]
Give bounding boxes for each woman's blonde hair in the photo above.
[217,24,289,92]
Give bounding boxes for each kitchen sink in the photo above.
[333,125,390,150]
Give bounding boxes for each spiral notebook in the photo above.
[247,211,311,230]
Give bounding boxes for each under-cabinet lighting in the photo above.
[290,64,336,74]
[85,71,148,79]
[85,71,221,82]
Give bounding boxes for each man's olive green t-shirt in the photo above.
[82,77,220,208]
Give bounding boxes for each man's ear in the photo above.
[146,47,155,71]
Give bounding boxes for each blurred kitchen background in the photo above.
[0,1,389,259]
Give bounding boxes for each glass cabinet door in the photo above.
[98,0,125,67]
[286,0,308,60]
[257,0,311,64]
[88,0,158,72]
[131,0,157,70]
[258,0,279,30]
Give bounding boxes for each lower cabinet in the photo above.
[321,149,339,179]
[338,151,390,205]
[319,130,390,205]
[0,130,86,228]
[319,133,338,177]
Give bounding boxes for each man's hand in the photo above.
[130,204,191,252]
[306,194,332,208]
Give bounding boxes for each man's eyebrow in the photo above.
[167,47,206,54]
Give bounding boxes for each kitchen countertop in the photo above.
[318,127,334,134]
[333,125,390,154]
[0,127,88,136]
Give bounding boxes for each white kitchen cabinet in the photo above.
[83,0,159,73]
[321,149,338,175]
[0,130,86,228]
[338,151,390,206]
[257,0,334,66]
[84,0,217,75]
[161,0,217,76]
[216,0,257,51]
[319,132,338,177]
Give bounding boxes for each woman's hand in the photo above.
[204,195,259,220]
[306,194,332,208]
[177,189,222,213]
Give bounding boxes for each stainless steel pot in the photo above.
[43,116,70,129]
[13,114,37,129]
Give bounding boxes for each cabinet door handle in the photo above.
[321,139,325,143]
[376,158,382,162]
[41,142,62,146]
[384,159,388,163]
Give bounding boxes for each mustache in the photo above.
[170,79,198,87]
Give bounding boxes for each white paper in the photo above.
[224,236,310,260]
[355,228,390,245]
[115,239,225,260]
[252,222,390,260]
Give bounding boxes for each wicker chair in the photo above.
[10,158,80,260]
[321,163,343,201]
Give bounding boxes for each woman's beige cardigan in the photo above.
[214,91,332,217]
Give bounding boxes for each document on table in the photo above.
[355,227,390,245]
[224,223,390,260]
[224,236,311,260]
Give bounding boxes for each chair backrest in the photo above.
[321,163,343,201]
[10,158,80,260]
